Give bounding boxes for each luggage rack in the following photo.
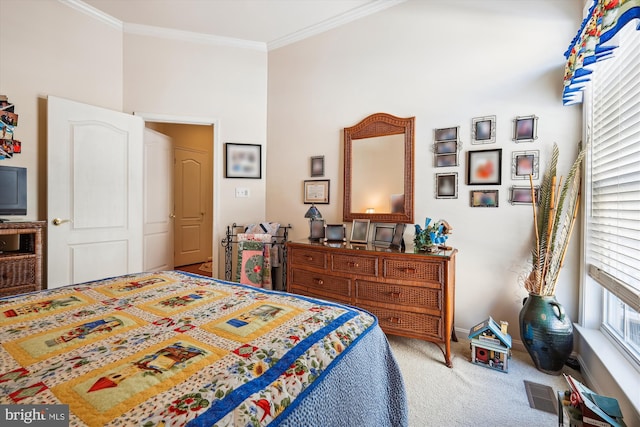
[221,223,292,291]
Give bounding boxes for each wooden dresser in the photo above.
[286,240,457,367]
[0,221,45,298]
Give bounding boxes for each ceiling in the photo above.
[81,0,404,50]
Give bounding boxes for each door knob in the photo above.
[52,218,71,226]
[169,213,176,219]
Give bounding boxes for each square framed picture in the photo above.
[304,179,330,204]
[225,143,262,179]
[324,223,346,242]
[309,219,326,240]
[434,126,459,142]
[513,115,538,142]
[470,190,499,207]
[372,224,396,247]
[512,150,539,180]
[310,155,324,177]
[436,172,458,199]
[510,186,540,205]
[350,219,370,243]
[467,149,502,185]
[471,115,496,144]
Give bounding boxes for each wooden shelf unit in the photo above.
[0,221,45,298]
[287,240,457,367]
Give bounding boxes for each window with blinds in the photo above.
[586,22,640,361]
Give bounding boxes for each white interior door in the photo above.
[143,128,174,271]
[47,96,144,288]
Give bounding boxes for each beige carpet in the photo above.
[387,334,582,426]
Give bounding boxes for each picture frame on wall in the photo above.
[470,190,499,207]
[467,149,502,185]
[436,172,458,199]
[304,179,330,204]
[471,115,496,144]
[509,186,540,205]
[350,219,370,243]
[513,115,538,142]
[434,126,459,142]
[511,150,539,180]
[310,155,325,177]
[372,223,396,247]
[435,153,458,167]
[225,143,261,179]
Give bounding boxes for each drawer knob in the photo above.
[313,278,324,285]
[390,291,401,298]
[305,256,314,261]
[388,316,401,324]
[348,261,359,268]
[402,267,416,273]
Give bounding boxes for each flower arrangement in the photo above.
[414,217,451,252]
[524,142,585,296]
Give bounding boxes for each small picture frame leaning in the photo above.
[471,115,496,144]
[372,223,396,247]
[350,219,370,243]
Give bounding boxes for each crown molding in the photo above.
[61,0,405,52]
[59,0,123,30]
[267,0,407,51]
[124,23,267,52]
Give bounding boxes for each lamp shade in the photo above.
[304,204,322,220]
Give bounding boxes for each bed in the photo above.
[0,270,407,426]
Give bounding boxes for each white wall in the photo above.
[122,33,268,278]
[0,0,124,221]
[267,0,584,342]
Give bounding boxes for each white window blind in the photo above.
[587,22,640,313]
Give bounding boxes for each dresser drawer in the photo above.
[356,281,442,313]
[382,258,442,283]
[0,256,36,289]
[363,305,443,340]
[289,247,327,270]
[290,268,351,298]
[331,253,377,276]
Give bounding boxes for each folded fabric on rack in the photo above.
[244,222,280,236]
[237,235,273,289]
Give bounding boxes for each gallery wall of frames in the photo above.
[433,114,541,208]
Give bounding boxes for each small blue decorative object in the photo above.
[413,217,451,252]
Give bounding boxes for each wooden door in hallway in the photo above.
[174,148,211,266]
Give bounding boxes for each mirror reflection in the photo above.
[351,134,405,214]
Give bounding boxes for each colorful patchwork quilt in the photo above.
[0,271,407,426]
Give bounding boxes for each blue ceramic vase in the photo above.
[519,294,573,375]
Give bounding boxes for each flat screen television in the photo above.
[0,165,27,217]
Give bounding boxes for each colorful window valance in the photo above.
[563,0,640,105]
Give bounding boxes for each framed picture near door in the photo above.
[225,143,262,179]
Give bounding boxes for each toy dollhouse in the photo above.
[468,317,512,373]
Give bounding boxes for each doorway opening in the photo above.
[145,122,214,271]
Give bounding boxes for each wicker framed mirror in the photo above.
[343,113,415,223]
